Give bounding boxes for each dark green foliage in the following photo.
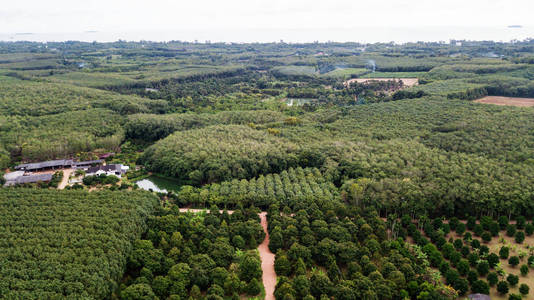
[520,264,529,276]
[487,253,500,268]
[519,283,529,296]
[509,256,520,267]
[500,246,510,259]
[120,207,264,298]
[508,294,522,300]
[0,189,158,299]
[515,231,525,244]
[525,223,534,236]
[481,231,492,242]
[507,274,519,286]
[487,272,499,286]
[516,216,526,229]
[506,224,517,237]
[471,280,490,295]
[477,260,490,276]
[497,281,509,295]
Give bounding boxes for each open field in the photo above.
[475,96,534,107]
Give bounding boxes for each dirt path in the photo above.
[178,208,276,300]
[58,169,73,190]
[258,212,276,300]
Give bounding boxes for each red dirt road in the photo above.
[258,212,276,300]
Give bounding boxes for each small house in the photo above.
[85,164,129,178]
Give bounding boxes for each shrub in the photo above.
[453,278,470,296]
[477,260,490,276]
[498,216,509,230]
[487,253,500,268]
[487,272,498,286]
[457,259,470,275]
[506,224,516,237]
[456,223,466,235]
[516,216,526,229]
[508,294,521,300]
[467,270,479,285]
[500,246,510,259]
[481,231,492,242]
[507,274,519,286]
[509,256,520,267]
[497,281,509,295]
[473,224,484,236]
[471,239,480,249]
[471,280,490,295]
[515,231,525,244]
[519,283,530,296]
[525,223,534,236]
[520,264,529,276]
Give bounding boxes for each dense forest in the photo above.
[1,39,534,299]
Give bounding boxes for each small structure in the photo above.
[86,164,129,178]
[4,173,53,186]
[15,159,73,172]
[98,153,115,159]
[467,294,491,300]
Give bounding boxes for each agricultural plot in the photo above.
[120,207,266,299]
[0,189,159,299]
[398,216,534,299]
[475,96,534,107]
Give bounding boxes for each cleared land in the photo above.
[344,77,419,87]
[475,96,534,107]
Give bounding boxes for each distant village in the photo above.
[3,156,129,188]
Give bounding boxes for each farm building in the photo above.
[74,160,103,170]
[4,173,53,186]
[467,294,490,300]
[86,164,129,178]
[15,159,73,171]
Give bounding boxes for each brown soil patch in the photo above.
[258,212,276,300]
[57,169,73,190]
[343,78,419,87]
[475,96,534,107]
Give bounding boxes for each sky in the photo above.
[1,0,533,42]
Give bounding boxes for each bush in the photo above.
[471,280,490,295]
[519,283,530,296]
[487,272,498,286]
[515,231,525,244]
[477,261,490,276]
[509,256,520,267]
[525,223,534,236]
[498,216,509,230]
[520,264,529,276]
[481,231,492,242]
[500,246,510,259]
[456,223,466,235]
[487,253,500,268]
[467,270,479,285]
[473,224,484,236]
[246,278,262,296]
[497,281,509,295]
[506,224,517,237]
[507,274,519,286]
[453,278,470,296]
[489,222,500,236]
[508,294,521,300]
[457,259,470,275]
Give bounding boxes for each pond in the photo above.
[136,175,181,193]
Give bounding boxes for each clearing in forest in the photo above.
[344,77,419,87]
[474,96,534,107]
